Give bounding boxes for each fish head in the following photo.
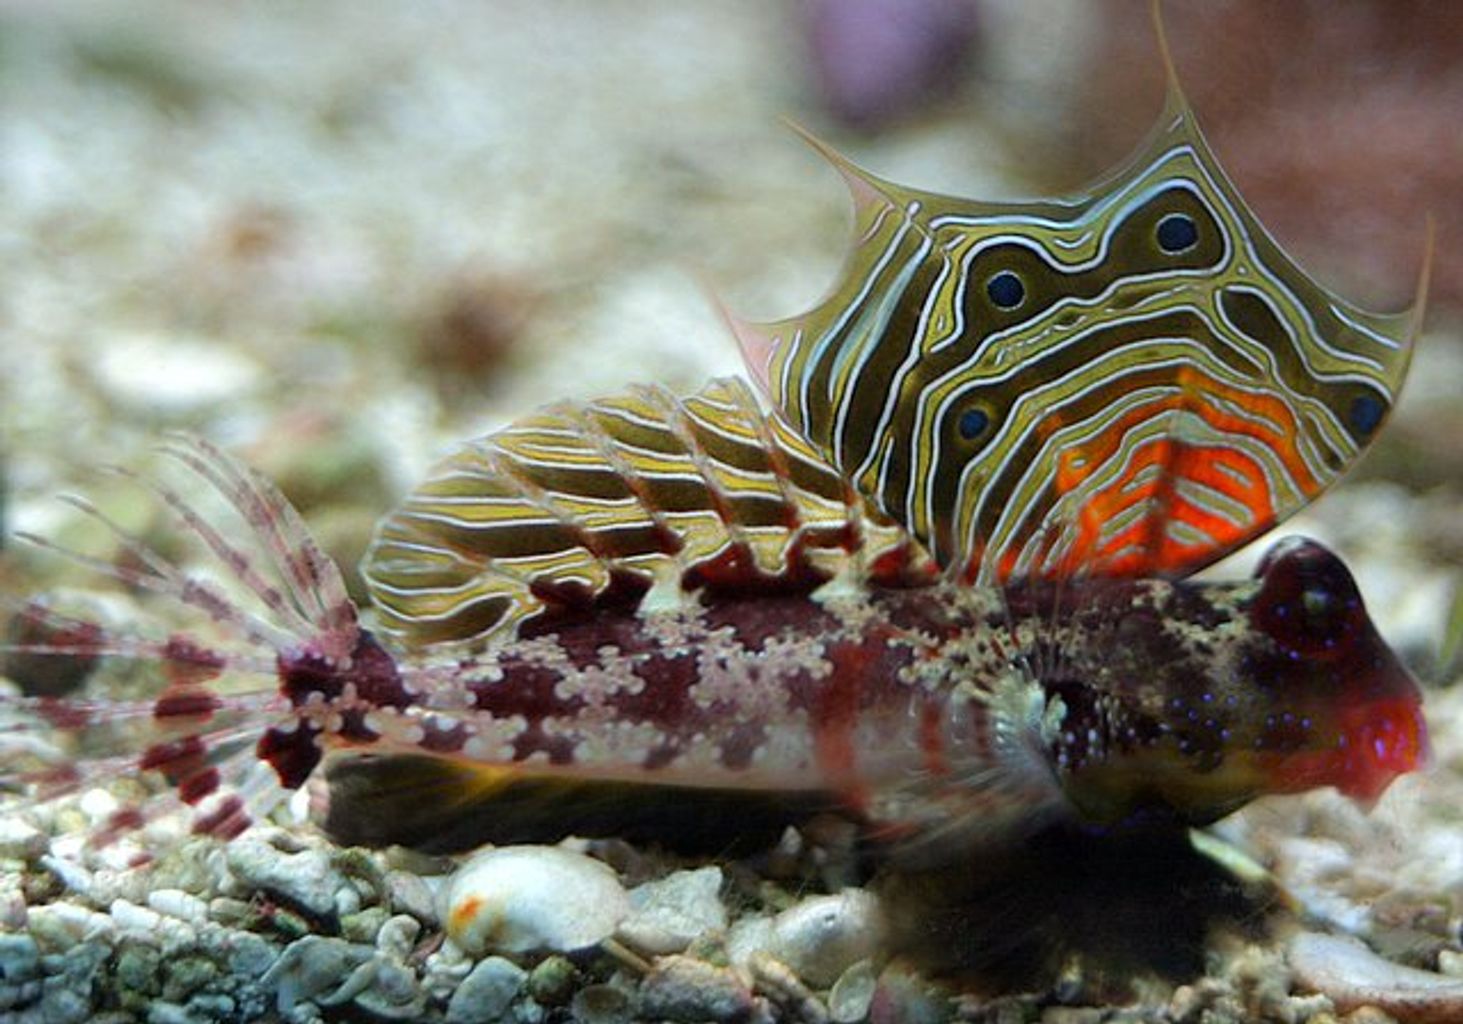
[1048,536,1427,829]
[1238,535,1429,807]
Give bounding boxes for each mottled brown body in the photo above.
[316,538,1422,861]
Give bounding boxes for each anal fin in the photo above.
[322,753,840,856]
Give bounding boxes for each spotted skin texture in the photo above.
[283,543,1422,861]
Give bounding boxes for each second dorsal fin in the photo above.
[363,377,936,653]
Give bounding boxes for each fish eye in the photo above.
[1348,393,1385,438]
[1252,537,1363,657]
[986,271,1026,310]
[1156,213,1199,254]
[957,407,990,441]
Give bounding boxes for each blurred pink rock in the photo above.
[801,0,981,131]
[1065,0,1463,313]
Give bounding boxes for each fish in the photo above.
[0,3,1430,866]
[0,378,1427,866]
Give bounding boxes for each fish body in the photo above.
[336,544,1424,864]
[0,417,1425,865]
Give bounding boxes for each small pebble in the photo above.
[528,955,579,1006]
[341,905,390,945]
[0,817,48,861]
[93,330,262,416]
[386,870,440,927]
[1289,931,1463,1024]
[868,963,951,1024]
[572,983,635,1024]
[37,987,91,1024]
[619,866,728,956]
[0,932,40,983]
[110,899,163,935]
[260,935,375,1012]
[756,889,886,988]
[443,845,629,955]
[640,954,761,1023]
[749,952,828,1023]
[445,956,527,1024]
[0,886,26,931]
[376,914,423,959]
[27,901,113,951]
[161,956,219,1003]
[146,889,208,925]
[117,942,162,998]
[1346,1008,1403,1024]
[420,942,473,1004]
[1042,1009,1103,1024]
[227,838,347,921]
[350,958,426,1020]
[829,959,878,1023]
[187,995,238,1020]
[219,930,278,981]
[207,898,254,927]
[333,882,363,918]
[146,1000,196,1024]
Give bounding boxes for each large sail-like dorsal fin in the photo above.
[731,0,1425,584]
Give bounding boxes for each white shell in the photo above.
[443,845,629,955]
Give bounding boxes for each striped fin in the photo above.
[730,7,1425,584]
[362,377,935,651]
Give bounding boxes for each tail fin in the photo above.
[1,437,363,863]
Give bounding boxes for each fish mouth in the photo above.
[1265,691,1430,809]
[1332,694,1431,807]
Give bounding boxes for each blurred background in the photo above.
[1,0,1459,670]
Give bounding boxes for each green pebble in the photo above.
[527,955,579,1006]
[341,906,390,944]
[267,907,311,940]
[162,955,219,1002]
[116,943,161,995]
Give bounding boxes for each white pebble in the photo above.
[94,330,262,416]
[0,887,26,930]
[619,866,727,955]
[261,935,375,1012]
[386,870,440,927]
[726,914,776,972]
[226,839,347,919]
[0,817,47,861]
[147,888,209,924]
[377,914,423,959]
[27,901,114,949]
[77,787,120,822]
[760,890,886,988]
[421,941,474,1004]
[110,898,163,935]
[39,854,92,895]
[445,956,527,1024]
[828,959,877,1023]
[443,845,629,955]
